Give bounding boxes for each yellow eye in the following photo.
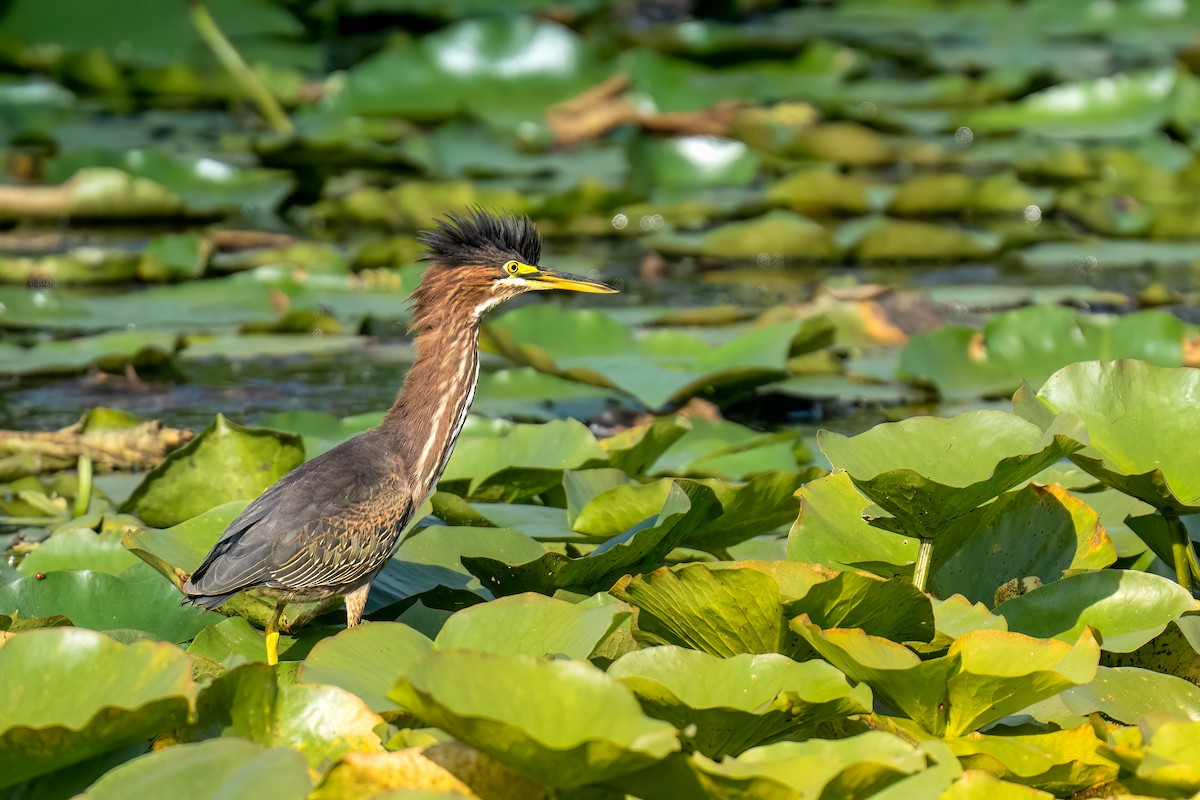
[504,261,519,275]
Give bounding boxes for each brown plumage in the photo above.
[182,209,617,664]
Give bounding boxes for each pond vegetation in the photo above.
[4,0,1200,797]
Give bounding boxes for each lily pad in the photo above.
[327,16,605,129]
[1015,360,1200,513]
[440,418,607,502]
[0,331,177,377]
[0,562,221,642]
[818,410,1083,539]
[390,650,679,788]
[787,471,919,574]
[792,617,1099,737]
[121,414,303,527]
[961,68,1178,139]
[17,528,139,576]
[79,739,312,800]
[464,482,719,596]
[298,623,434,715]
[190,663,385,771]
[931,484,1117,605]
[943,726,1117,795]
[482,304,834,410]
[608,646,871,758]
[434,592,631,660]
[900,308,1187,401]
[688,732,925,800]
[0,627,194,788]
[611,564,795,657]
[1062,666,1200,724]
[994,570,1198,652]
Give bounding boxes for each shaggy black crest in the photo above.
[417,208,542,268]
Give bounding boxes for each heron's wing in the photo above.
[184,431,413,598]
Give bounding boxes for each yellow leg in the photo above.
[265,601,285,666]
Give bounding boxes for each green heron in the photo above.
[182,209,617,664]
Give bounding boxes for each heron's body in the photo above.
[182,210,615,663]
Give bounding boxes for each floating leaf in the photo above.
[943,726,1117,795]
[79,739,312,800]
[994,570,1198,652]
[0,562,220,642]
[464,482,719,595]
[190,663,384,772]
[298,623,434,716]
[0,628,194,788]
[0,331,177,377]
[901,308,1186,401]
[932,484,1117,604]
[1062,666,1200,724]
[688,732,925,800]
[608,646,870,758]
[787,471,919,573]
[1015,360,1200,513]
[818,410,1083,538]
[440,418,607,502]
[793,617,1098,737]
[122,414,303,527]
[390,650,679,788]
[611,564,793,657]
[434,593,630,659]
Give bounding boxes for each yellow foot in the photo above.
[265,629,280,666]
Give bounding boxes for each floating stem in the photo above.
[187,0,294,135]
[1164,511,1198,592]
[913,537,935,592]
[73,455,93,518]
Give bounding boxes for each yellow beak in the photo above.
[525,268,618,294]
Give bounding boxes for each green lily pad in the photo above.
[900,308,1187,401]
[839,217,1001,262]
[931,484,1117,605]
[629,135,761,192]
[654,210,840,261]
[793,617,1099,737]
[650,418,810,479]
[434,592,630,659]
[482,304,833,411]
[189,664,384,771]
[1015,360,1200,513]
[787,471,919,573]
[186,616,318,668]
[599,416,692,476]
[961,68,1178,139]
[327,16,605,129]
[0,331,177,377]
[440,418,607,502]
[463,482,719,596]
[567,472,808,552]
[611,564,795,657]
[1062,666,1200,724]
[688,732,925,800]
[48,150,294,217]
[994,570,1198,652]
[473,367,622,422]
[371,524,548,611]
[78,738,312,800]
[390,650,679,789]
[943,726,1117,795]
[298,622,434,716]
[608,646,871,759]
[17,528,139,576]
[122,414,303,527]
[818,410,1083,539]
[0,627,194,788]
[0,562,220,642]
[785,568,935,644]
[942,770,1056,799]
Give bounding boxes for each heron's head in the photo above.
[410,209,616,331]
